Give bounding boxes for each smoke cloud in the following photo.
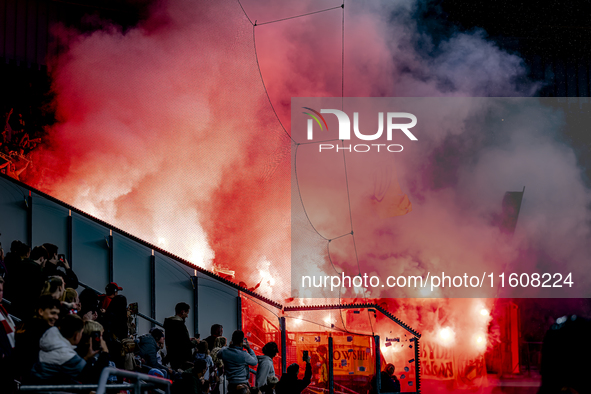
[26,0,591,385]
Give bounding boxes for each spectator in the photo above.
[316,345,328,388]
[98,282,122,312]
[194,340,215,382]
[539,316,591,394]
[164,302,197,370]
[173,358,209,394]
[205,324,223,351]
[14,295,60,380]
[138,327,172,377]
[0,276,15,354]
[101,295,128,341]
[79,288,99,318]
[7,244,46,318]
[9,110,24,135]
[42,243,78,289]
[62,287,80,307]
[75,320,103,358]
[30,314,109,384]
[211,346,226,394]
[127,303,137,338]
[2,240,23,279]
[0,242,6,278]
[100,294,128,367]
[263,376,279,394]
[217,330,257,393]
[6,161,29,181]
[41,276,65,299]
[370,363,400,394]
[61,287,81,316]
[276,359,312,394]
[0,160,8,176]
[0,276,16,377]
[75,320,113,381]
[121,338,137,371]
[78,307,98,321]
[17,241,32,260]
[256,342,279,388]
[3,108,13,144]
[210,337,226,362]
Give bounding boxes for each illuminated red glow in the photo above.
[19,1,591,390]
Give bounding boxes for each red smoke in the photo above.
[23,1,591,390]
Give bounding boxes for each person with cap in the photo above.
[98,282,122,312]
[275,356,312,394]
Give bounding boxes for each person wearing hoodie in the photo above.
[275,358,312,394]
[217,330,257,393]
[30,314,109,384]
[256,342,279,388]
[164,302,197,369]
[14,295,60,381]
[138,327,172,377]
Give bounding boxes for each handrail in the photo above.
[97,367,171,394]
[2,298,22,323]
[19,383,135,392]
[78,281,164,328]
[138,311,164,328]
[78,281,102,294]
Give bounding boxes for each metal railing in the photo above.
[19,383,136,392]
[1,298,22,323]
[96,367,171,394]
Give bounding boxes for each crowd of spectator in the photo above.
[0,237,314,394]
[0,107,43,182]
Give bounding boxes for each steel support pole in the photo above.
[108,231,113,283]
[237,296,242,330]
[150,253,156,327]
[67,212,73,267]
[280,317,287,374]
[191,275,199,337]
[329,336,334,394]
[26,191,32,246]
[375,335,381,394]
